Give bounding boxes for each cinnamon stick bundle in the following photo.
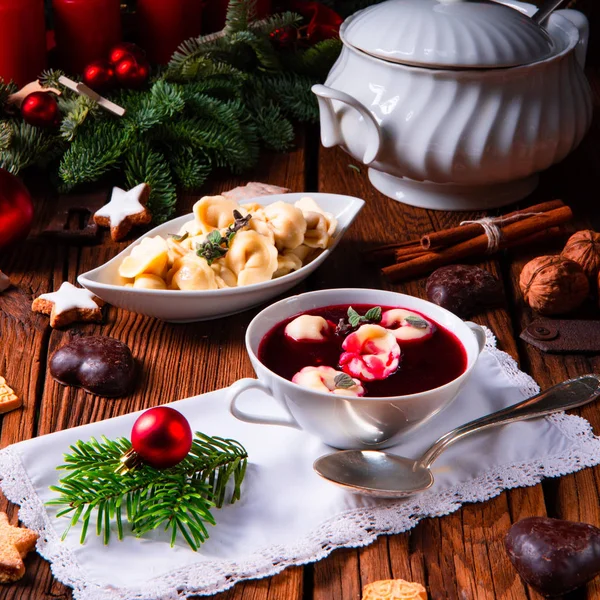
[420,199,565,250]
[382,205,572,282]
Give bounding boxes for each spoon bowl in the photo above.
[314,375,600,498]
[314,451,432,498]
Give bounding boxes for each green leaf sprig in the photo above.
[168,231,189,242]
[336,306,382,335]
[47,433,248,551]
[334,373,356,389]
[196,210,251,265]
[405,315,429,329]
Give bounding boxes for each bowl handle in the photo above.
[465,322,487,354]
[228,378,301,429]
[312,84,382,165]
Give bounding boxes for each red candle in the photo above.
[0,0,46,87]
[137,0,204,65]
[203,0,271,34]
[52,0,122,74]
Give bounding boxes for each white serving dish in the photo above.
[313,0,592,211]
[78,193,364,322]
[229,288,486,449]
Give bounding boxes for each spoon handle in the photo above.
[419,375,600,469]
[532,0,568,25]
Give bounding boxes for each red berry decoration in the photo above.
[21,92,61,128]
[115,57,150,89]
[0,169,34,251]
[82,59,115,92]
[131,407,193,469]
[109,42,146,66]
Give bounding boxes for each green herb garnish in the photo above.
[336,306,383,335]
[405,315,428,329]
[334,373,356,389]
[196,210,251,265]
[168,232,189,242]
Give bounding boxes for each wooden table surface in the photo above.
[1,66,600,600]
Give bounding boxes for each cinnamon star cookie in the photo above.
[32,282,104,328]
[0,376,21,414]
[0,513,38,583]
[94,183,152,241]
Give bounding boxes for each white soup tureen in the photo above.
[313,0,592,210]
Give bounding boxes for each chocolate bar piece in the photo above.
[520,318,600,353]
[41,192,108,243]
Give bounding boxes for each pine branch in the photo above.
[0,121,12,151]
[58,95,98,142]
[47,433,248,550]
[0,121,61,174]
[125,145,177,223]
[58,121,132,189]
[169,146,211,189]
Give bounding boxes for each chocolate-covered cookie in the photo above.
[505,517,600,596]
[49,336,135,397]
[426,264,502,318]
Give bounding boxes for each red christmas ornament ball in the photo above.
[0,169,34,250]
[83,60,115,91]
[21,92,61,128]
[109,42,146,66]
[131,407,193,469]
[115,57,150,88]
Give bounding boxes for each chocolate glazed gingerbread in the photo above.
[49,336,136,397]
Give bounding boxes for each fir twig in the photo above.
[47,433,248,551]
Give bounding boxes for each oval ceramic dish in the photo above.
[78,193,365,322]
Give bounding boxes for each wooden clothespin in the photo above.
[58,76,126,117]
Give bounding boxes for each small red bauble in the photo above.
[115,57,150,89]
[82,59,115,92]
[109,42,146,66]
[21,91,61,128]
[0,169,34,250]
[131,407,193,469]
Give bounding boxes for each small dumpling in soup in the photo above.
[225,230,278,286]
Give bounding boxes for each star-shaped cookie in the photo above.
[32,282,104,328]
[0,512,38,583]
[94,183,152,241]
[0,376,21,414]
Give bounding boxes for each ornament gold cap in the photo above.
[115,448,143,474]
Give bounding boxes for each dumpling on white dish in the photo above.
[295,197,337,236]
[181,195,241,236]
[285,315,331,342]
[262,201,307,251]
[168,254,219,290]
[339,324,400,381]
[380,309,435,342]
[274,252,303,278]
[292,366,365,397]
[225,230,278,286]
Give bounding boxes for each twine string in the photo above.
[459,212,545,253]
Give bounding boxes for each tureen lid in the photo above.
[342,0,555,69]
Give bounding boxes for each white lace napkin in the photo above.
[1,329,600,600]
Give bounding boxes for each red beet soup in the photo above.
[257,304,467,397]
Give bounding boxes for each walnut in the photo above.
[561,230,600,279]
[519,255,589,315]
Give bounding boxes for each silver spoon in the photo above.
[314,375,600,498]
[532,0,568,26]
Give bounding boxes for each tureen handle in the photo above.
[556,9,589,68]
[312,84,382,165]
